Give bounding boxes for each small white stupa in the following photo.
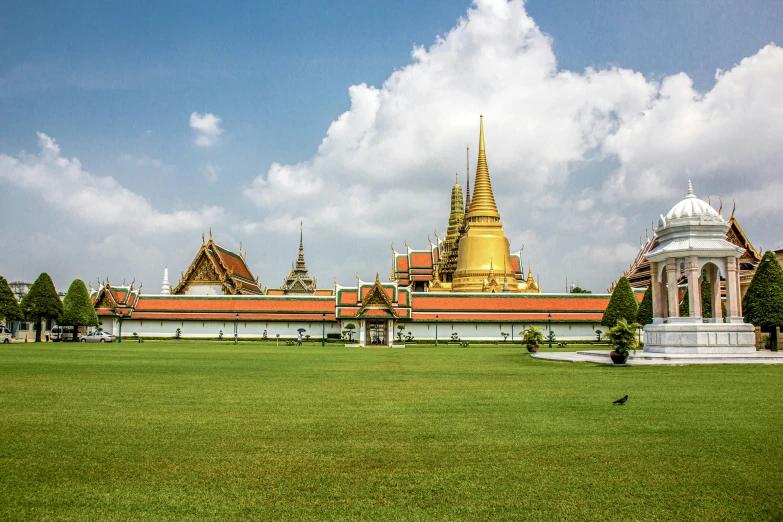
[161,267,171,295]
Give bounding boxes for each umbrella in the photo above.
[297,328,306,333]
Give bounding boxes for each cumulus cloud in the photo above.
[0,133,224,234]
[189,112,223,147]
[241,0,783,291]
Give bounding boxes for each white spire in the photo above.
[161,267,171,294]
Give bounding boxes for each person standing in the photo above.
[297,332,303,346]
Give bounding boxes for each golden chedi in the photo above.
[452,115,523,293]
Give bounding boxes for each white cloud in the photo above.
[189,112,224,147]
[241,0,783,291]
[0,132,224,234]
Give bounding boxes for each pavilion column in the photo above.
[651,262,664,319]
[710,265,722,321]
[725,258,738,318]
[686,256,701,318]
[666,258,679,318]
[734,259,743,316]
[387,319,393,347]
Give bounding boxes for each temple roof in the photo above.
[172,230,262,295]
[281,222,317,295]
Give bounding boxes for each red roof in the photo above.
[410,252,433,268]
[134,296,334,314]
[411,294,610,312]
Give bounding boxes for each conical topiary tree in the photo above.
[601,276,638,328]
[743,250,783,346]
[20,273,63,342]
[61,279,99,341]
[635,286,653,325]
[0,276,23,325]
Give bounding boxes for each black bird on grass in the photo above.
[613,395,628,405]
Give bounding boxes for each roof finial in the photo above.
[687,179,694,197]
[202,230,205,245]
[731,199,736,220]
[209,226,212,240]
[718,198,723,215]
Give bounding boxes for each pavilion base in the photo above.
[643,321,756,354]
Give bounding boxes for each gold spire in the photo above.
[467,115,500,221]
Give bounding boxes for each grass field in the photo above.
[1,341,781,521]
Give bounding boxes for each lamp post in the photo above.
[435,315,439,346]
[234,313,239,346]
[322,313,326,347]
[547,313,552,349]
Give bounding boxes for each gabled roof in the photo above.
[90,281,140,316]
[172,233,262,295]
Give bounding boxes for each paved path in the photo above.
[532,349,783,366]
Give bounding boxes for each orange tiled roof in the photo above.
[134,295,334,314]
[410,294,610,312]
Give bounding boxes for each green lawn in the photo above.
[1,341,781,521]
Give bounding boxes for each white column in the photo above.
[666,258,679,318]
[358,320,366,346]
[686,256,701,318]
[710,265,722,322]
[735,260,743,316]
[651,262,664,320]
[387,319,393,346]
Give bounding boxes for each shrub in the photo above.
[326,333,342,340]
[521,326,545,347]
[601,276,638,328]
[175,328,181,339]
[606,318,637,356]
[0,276,23,324]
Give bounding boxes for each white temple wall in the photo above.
[108,317,602,341]
[120,319,342,339]
[397,321,601,342]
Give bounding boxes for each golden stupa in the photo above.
[452,115,523,293]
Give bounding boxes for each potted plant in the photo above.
[606,318,637,364]
[521,326,545,353]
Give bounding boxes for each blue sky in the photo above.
[1,0,782,293]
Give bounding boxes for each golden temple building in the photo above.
[393,115,540,293]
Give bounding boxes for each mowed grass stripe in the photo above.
[0,341,781,521]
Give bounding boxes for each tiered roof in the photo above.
[281,222,317,295]
[172,230,262,295]
[90,279,141,317]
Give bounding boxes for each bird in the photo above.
[613,395,628,405]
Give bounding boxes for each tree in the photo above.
[20,273,63,342]
[601,276,638,328]
[61,279,99,341]
[0,276,23,324]
[635,286,653,325]
[343,323,356,341]
[571,286,592,294]
[743,250,783,346]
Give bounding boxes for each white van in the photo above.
[51,326,79,342]
[0,325,12,343]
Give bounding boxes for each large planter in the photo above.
[610,350,629,364]
[527,344,539,353]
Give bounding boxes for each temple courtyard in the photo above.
[1,341,781,520]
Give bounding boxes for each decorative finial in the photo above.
[687,179,694,197]
[731,199,736,220]
[202,230,205,245]
[375,271,380,283]
[718,198,723,214]
[239,241,242,252]
[209,226,212,240]
[404,240,409,252]
[455,172,458,183]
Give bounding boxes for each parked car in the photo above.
[51,326,79,342]
[80,331,114,343]
[0,325,12,343]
